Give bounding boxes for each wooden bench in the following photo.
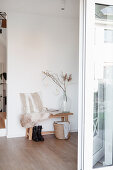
[26,112,73,140]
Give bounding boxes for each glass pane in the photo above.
[93,3,113,169]
[95,3,113,21]
[104,29,113,43]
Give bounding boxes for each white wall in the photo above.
[1,0,79,138]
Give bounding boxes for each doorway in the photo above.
[78,0,113,170]
[0,12,7,136]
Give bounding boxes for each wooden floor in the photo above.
[0,132,77,170]
[0,112,6,129]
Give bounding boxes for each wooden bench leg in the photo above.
[29,127,33,140]
[26,128,29,137]
[61,116,68,122]
[61,117,64,122]
[26,128,33,140]
[65,116,68,122]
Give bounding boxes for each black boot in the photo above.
[37,126,44,141]
[32,126,39,142]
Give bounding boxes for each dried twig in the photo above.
[42,71,72,99]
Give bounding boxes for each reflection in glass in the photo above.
[93,3,113,169]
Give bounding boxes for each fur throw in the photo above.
[20,92,50,128]
[20,111,50,128]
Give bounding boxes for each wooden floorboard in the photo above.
[0,117,5,129]
[0,132,78,170]
[0,112,6,129]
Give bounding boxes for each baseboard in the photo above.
[7,132,25,138]
[7,129,78,138]
[0,129,6,137]
[42,129,78,135]
[70,129,78,133]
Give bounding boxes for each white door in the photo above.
[78,0,113,170]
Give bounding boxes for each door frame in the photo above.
[78,0,86,170]
[78,0,113,170]
[0,12,7,137]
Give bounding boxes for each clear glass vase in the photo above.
[60,92,71,113]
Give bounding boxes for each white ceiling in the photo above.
[0,0,79,18]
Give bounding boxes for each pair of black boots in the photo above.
[32,126,44,142]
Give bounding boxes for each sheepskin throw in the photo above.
[20,92,50,128]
